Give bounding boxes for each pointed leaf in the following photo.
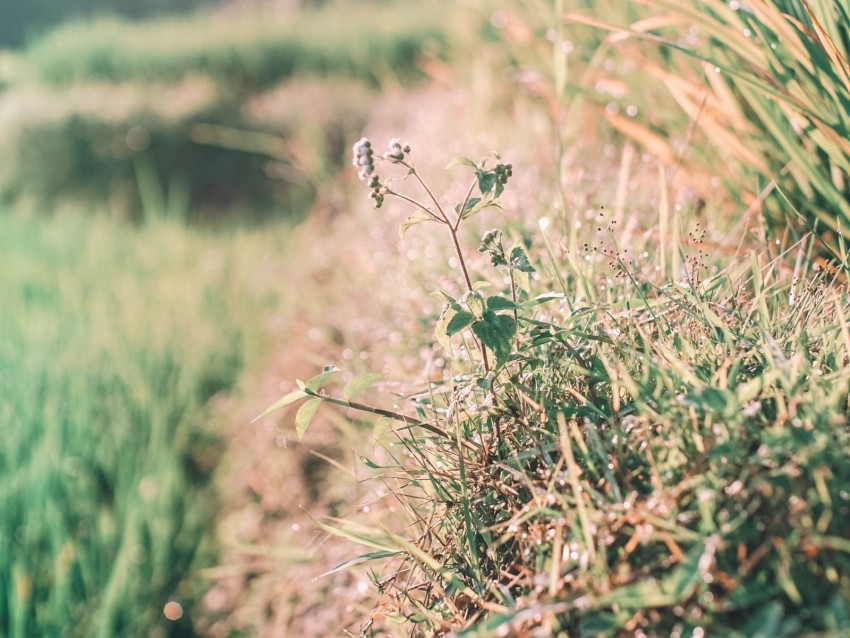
[435,304,456,353]
[446,310,475,336]
[343,373,384,401]
[316,551,404,580]
[433,289,457,303]
[462,198,501,220]
[295,398,322,440]
[399,211,435,238]
[510,245,536,273]
[252,389,308,422]
[486,295,517,312]
[520,292,564,309]
[455,196,481,215]
[446,156,477,169]
[305,366,341,393]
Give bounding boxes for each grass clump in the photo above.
[563,0,850,251]
[0,213,284,636]
[262,141,850,636]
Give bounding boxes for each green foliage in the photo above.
[0,1,454,218]
[0,212,281,636]
[24,3,449,88]
[274,146,850,635]
[0,0,215,49]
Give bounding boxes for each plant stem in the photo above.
[453,178,478,231]
[509,267,520,350]
[448,226,491,374]
[315,393,480,451]
[385,189,442,222]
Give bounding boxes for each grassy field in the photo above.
[245,1,850,634]
[0,212,289,636]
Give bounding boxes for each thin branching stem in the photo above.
[315,393,480,451]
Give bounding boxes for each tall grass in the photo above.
[0,212,286,636]
[565,0,850,251]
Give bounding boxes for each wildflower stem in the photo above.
[453,178,478,231]
[315,394,480,451]
[402,161,451,224]
[448,225,491,374]
[384,189,442,222]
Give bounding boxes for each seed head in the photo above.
[352,137,375,180]
[384,138,407,162]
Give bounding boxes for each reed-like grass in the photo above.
[564,0,850,253]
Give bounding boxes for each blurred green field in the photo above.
[0,1,453,219]
[0,212,288,636]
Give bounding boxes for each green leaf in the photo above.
[372,416,393,440]
[462,290,486,319]
[305,366,341,393]
[486,295,517,312]
[343,373,384,401]
[462,198,501,220]
[433,289,457,303]
[435,304,456,353]
[295,398,322,440]
[446,156,477,169]
[316,550,404,580]
[446,310,475,336]
[597,541,705,610]
[455,196,481,214]
[520,292,564,309]
[399,210,435,238]
[476,170,498,195]
[252,389,308,422]
[509,245,536,273]
[472,312,516,365]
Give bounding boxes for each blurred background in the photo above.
[0,1,466,635]
[3,0,849,635]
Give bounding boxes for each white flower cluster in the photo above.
[352,137,374,181]
[384,138,409,162]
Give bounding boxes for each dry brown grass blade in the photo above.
[602,112,676,164]
[645,65,770,171]
[608,14,689,44]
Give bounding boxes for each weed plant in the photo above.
[0,213,283,636]
[262,140,850,636]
